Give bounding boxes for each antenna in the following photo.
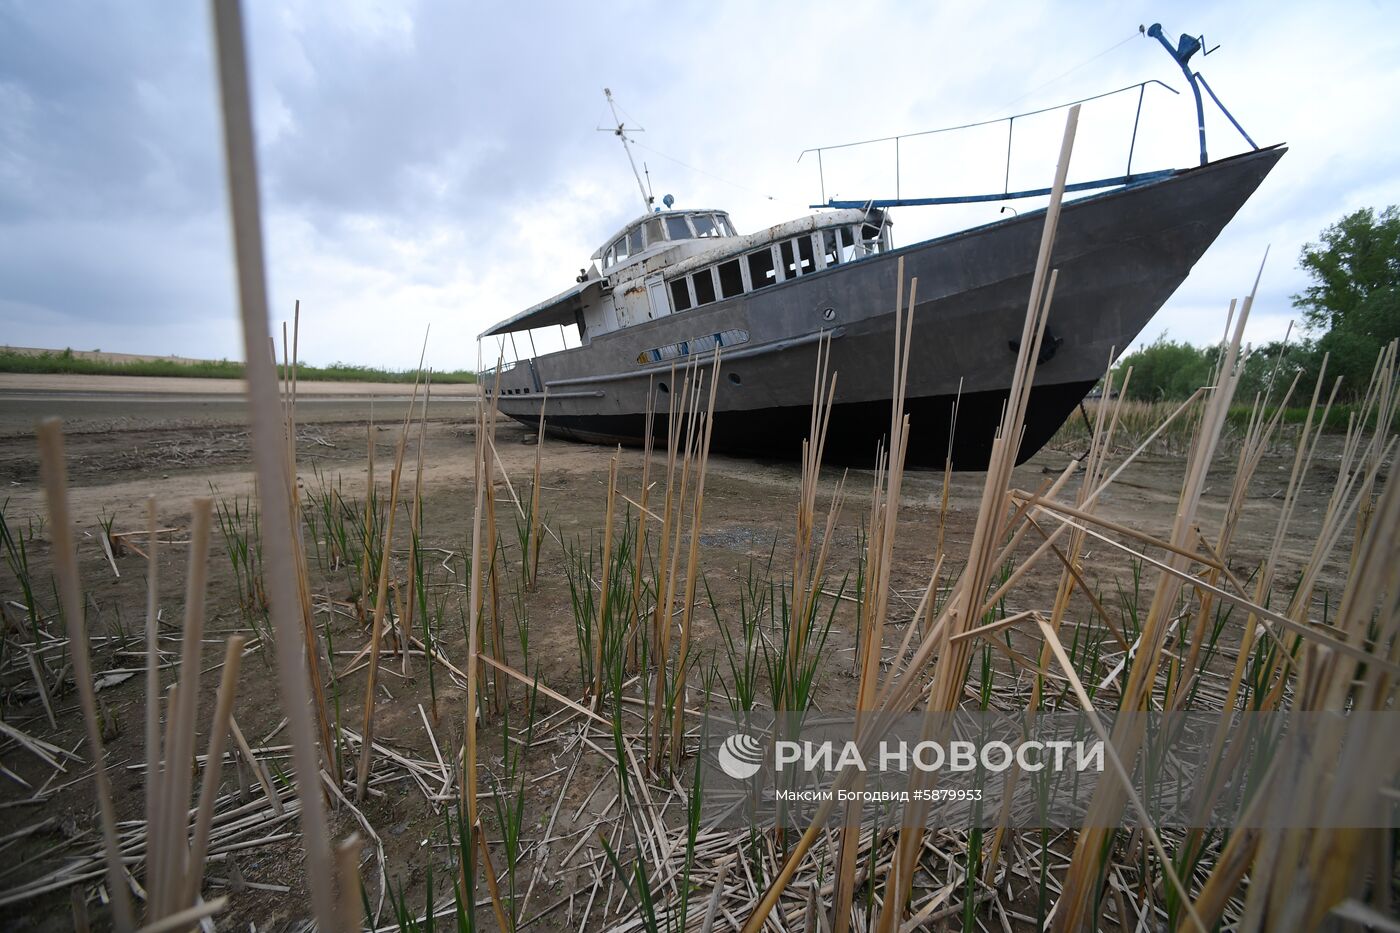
[600,88,653,213]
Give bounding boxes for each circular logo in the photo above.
[718,733,765,779]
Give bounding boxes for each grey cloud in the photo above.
[0,215,231,323]
[247,1,684,227]
[0,3,222,222]
[2,1,1397,366]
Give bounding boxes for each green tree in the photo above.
[1235,338,1322,405]
[1293,206,1400,398]
[1113,336,1217,401]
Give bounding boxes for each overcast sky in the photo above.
[3,1,1399,371]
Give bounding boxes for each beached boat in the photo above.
[480,28,1283,468]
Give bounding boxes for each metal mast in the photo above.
[602,88,653,214]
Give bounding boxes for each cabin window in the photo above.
[717,259,744,299]
[669,278,694,312]
[644,217,665,248]
[838,226,860,262]
[628,228,644,256]
[614,236,630,263]
[820,230,839,268]
[691,214,720,237]
[779,240,797,280]
[604,244,617,269]
[746,247,777,289]
[796,235,816,275]
[692,269,717,305]
[716,215,737,236]
[665,216,691,240]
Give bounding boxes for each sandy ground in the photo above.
[0,379,1368,929]
[0,372,480,396]
[0,374,478,449]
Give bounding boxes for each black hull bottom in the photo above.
[529,379,1097,470]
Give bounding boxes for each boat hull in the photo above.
[492,146,1284,469]
[542,379,1098,469]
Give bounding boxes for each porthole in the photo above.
[821,307,836,321]
[727,372,742,386]
[658,381,669,394]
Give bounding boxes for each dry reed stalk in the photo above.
[477,818,514,932]
[1008,491,1223,570]
[1168,366,1304,710]
[335,834,363,932]
[183,635,247,906]
[484,419,505,710]
[834,267,914,933]
[35,420,134,932]
[481,653,611,728]
[137,896,228,933]
[360,417,376,622]
[1036,618,1206,930]
[463,347,495,859]
[208,1,339,925]
[878,108,1078,933]
[1175,347,1296,681]
[669,350,721,771]
[393,565,409,669]
[150,680,179,906]
[529,386,548,589]
[475,360,508,711]
[280,307,338,783]
[744,108,1082,933]
[1054,267,1261,930]
[353,445,405,800]
[1188,341,1399,928]
[789,333,840,700]
[649,365,704,771]
[934,379,960,557]
[946,386,1211,652]
[142,496,161,911]
[98,521,120,579]
[646,366,684,768]
[889,554,946,674]
[24,650,57,730]
[156,497,212,918]
[397,341,431,672]
[627,381,656,671]
[355,364,425,798]
[406,374,431,681]
[982,359,1130,881]
[229,715,282,814]
[1204,392,1400,907]
[878,285,1167,718]
[592,449,621,703]
[1240,453,1399,930]
[1028,508,1395,670]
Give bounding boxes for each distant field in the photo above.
[0,346,477,384]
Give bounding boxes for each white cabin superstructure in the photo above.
[569,207,892,342]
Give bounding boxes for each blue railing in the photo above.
[798,80,1181,210]
[801,22,1260,211]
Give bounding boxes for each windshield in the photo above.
[665,215,691,240]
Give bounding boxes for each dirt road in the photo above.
[0,373,477,434]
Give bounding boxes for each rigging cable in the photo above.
[998,30,1141,112]
[627,138,803,209]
